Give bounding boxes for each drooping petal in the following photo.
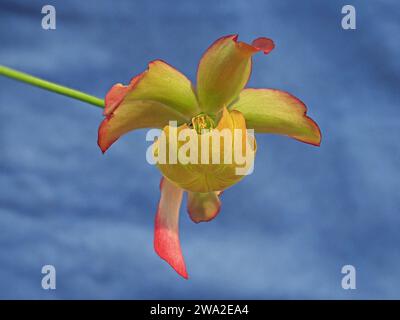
[154,177,188,279]
[196,34,274,115]
[187,191,222,223]
[98,60,199,153]
[230,89,321,146]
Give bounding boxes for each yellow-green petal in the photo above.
[196,35,274,115]
[230,89,321,146]
[98,100,188,153]
[98,60,199,153]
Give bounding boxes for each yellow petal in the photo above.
[98,60,199,153]
[196,35,274,115]
[230,89,321,146]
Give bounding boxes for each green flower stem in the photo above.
[0,65,104,108]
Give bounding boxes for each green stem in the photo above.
[0,65,104,108]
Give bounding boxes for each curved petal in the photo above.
[187,191,222,223]
[98,60,199,153]
[154,178,188,279]
[98,100,187,153]
[230,89,321,146]
[196,34,274,115]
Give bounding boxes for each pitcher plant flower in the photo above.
[97,35,321,278]
[0,34,321,280]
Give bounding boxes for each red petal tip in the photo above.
[251,37,275,55]
[97,117,115,154]
[154,211,189,279]
[154,178,188,279]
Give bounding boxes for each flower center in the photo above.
[190,113,215,134]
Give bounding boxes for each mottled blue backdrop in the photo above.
[0,0,399,299]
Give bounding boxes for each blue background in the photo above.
[0,0,399,299]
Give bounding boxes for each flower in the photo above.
[98,35,321,279]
